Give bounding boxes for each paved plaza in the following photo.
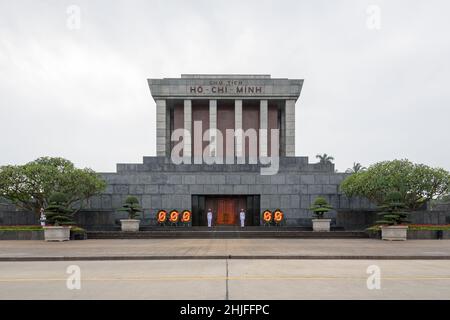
[1,239,450,299]
[1,239,450,260]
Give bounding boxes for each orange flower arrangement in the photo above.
[169,210,179,223]
[181,210,191,223]
[262,210,272,223]
[157,210,167,224]
[273,209,284,224]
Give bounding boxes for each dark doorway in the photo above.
[191,195,260,227]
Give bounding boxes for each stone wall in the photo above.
[0,230,44,240]
[336,210,450,230]
[80,156,375,227]
[431,203,450,212]
[2,208,449,231]
[6,156,449,230]
[0,201,39,225]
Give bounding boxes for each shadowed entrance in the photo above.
[192,195,260,227]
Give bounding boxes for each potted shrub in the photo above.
[43,192,74,241]
[309,197,333,231]
[376,191,410,241]
[118,196,142,232]
[70,227,87,240]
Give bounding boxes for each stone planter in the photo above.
[312,219,331,232]
[381,225,408,241]
[43,226,71,242]
[120,219,140,232]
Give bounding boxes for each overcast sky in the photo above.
[0,0,449,173]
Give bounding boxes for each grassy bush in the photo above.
[70,226,86,233]
[70,226,87,240]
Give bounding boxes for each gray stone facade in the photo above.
[150,74,303,158]
[80,156,376,227]
[78,74,375,227]
[0,74,383,229]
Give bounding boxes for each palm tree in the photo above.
[345,162,366,174]
[316,153,334,164]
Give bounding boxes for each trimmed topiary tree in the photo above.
[376,191,410,226]
[309,197,333,219]
[45,192,74,226]
[118,196,142,219]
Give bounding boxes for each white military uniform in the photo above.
[207,210,213,227]
[39,208,46,227]
[240,210,246,227]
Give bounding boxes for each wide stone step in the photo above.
[140,226,315,231]
[93,226,345,232]
[87,230,368,239]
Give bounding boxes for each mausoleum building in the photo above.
[83,74,374,228]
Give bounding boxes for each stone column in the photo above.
[209,100,217,157]
[156,99,167,157]
[184,99,192,161]
[259,100,268,158]
[285,100,295,156]
[234,99,243,162]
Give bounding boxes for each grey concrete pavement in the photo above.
[1,259,450,299]
[1,239,450,260]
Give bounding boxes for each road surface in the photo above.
[1,259,450,299]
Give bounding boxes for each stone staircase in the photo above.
[87,226,368,239]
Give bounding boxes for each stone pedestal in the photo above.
[381,225,408,241]
[43,226,71,242]
[312,219,331,232]
[120,219,140,232]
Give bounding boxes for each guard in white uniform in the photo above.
[39,208,46,227]
[207,208,213,228]
[239,208,246,228]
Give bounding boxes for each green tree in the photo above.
[45,192,74,226]
[429,192,450,209]
[118,196,142,219]
[436,193,450,203]
[316,153,334,164]
[309,197,333,219]
[341,159,450,210]
[376,191,410,225]
[345,162,366,174]
[0,157,106,216]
